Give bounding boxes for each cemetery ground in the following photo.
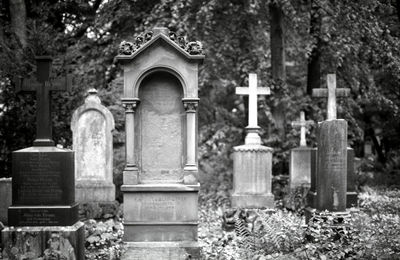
[64,173,400,260]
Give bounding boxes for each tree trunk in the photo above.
[306,0,321,95]
[9,0,27,48]
[269,2,286,142]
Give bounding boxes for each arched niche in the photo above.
[136,70,185,183]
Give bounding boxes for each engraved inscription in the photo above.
[139,72,184,182]
[322,152,345,172]
[135,195,187,221]
[18,153,62,203]
[19,209,58,226]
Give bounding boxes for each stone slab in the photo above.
[137,72,185,183]
[8,203,79,226]
[347,147,358,207]
[289,147,313,189]
[316,120,347,211]
[124,223,198,242]
[232,194,274,208]
[121,241,201,260]
[0,178,12,225]
[12,146,74,206]
[1,221,84,260]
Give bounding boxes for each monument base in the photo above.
[231,193,274,208]
[1,222,84,260]
[121,241,201,260]
[0,178,12,225]
[78,200,120,220]
[75,182,116,202]
[232,144,274,209]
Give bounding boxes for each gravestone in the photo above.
[71,88,115,203]
[289,111,314,189]
[0,178,12,225]
[306,74,352,219]
[232,73,274,208]
[1,56,84,260]
[116,27,204,259]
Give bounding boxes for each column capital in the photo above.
[182,98,199,112]
[122,98,140,113]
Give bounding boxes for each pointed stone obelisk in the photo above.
[289,111,315,189]
[232,73,274,208]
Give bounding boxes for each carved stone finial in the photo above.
[85,88,101,104]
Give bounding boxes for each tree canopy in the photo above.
[1,0,399,182]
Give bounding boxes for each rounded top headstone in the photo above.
[85,88,101,104]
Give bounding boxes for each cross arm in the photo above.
[291,120,314,128]
[50,74,74,91]
[235,87,271,95]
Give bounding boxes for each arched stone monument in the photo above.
[116,27,204,259]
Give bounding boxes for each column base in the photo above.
[121,241,201,260]
[1,222,84,260]
[231,193,274,209]
[123,165,139,185]
[183,165,198,184]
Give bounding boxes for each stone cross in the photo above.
[312,74,350,120]
[291,111,314,147]
[15,56,73,146]
[236,73,270,144]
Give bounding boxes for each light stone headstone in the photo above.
[116,27,204,259]
[71,89,115,202]
[232,73,274,208]
[289,111,314,189]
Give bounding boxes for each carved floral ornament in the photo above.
[122,100,140,113]
[118,30,203,56]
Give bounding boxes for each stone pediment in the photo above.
[116,27,204,62]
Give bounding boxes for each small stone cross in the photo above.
[236,73,270,144]
[312,74,350,120]
[15,56,73,146]
[291,111,314,147]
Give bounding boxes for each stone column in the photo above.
[122,98,140,184]
[182,98,199,183]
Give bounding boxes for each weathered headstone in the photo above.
[1,56,84,260]
[116,27,204,259]
[307,74,352,218]
[232,73,274,208]
[289,111,314,189]
[0,178,12,225]
[71,88,115,203]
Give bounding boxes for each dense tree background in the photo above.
[1,0,399,191]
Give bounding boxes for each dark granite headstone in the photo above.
[316,120,347,211]
[347,147,358,207]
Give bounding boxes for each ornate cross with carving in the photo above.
[236,73,270,144]
[15,56,73,146]
[291,111,314,147]
[312,74,350,120]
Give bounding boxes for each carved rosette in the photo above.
[118,29,203,56]
[122,99,140,113]
[183,99,199,113]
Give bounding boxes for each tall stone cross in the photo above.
[236,73,270,145]
[15,56,73,146]
[312,74,350,120]
[291,111,314,147]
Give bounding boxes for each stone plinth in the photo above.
[122,242,200,260]
[306,148,318,208]
[71,89,115,203]
[289,147,313,189]
[1,222,84,260]
[316,120,347,212]
[121,184,200,259]
[9,146,78,226]
[0,178,12,225]
[232,145,274,208]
